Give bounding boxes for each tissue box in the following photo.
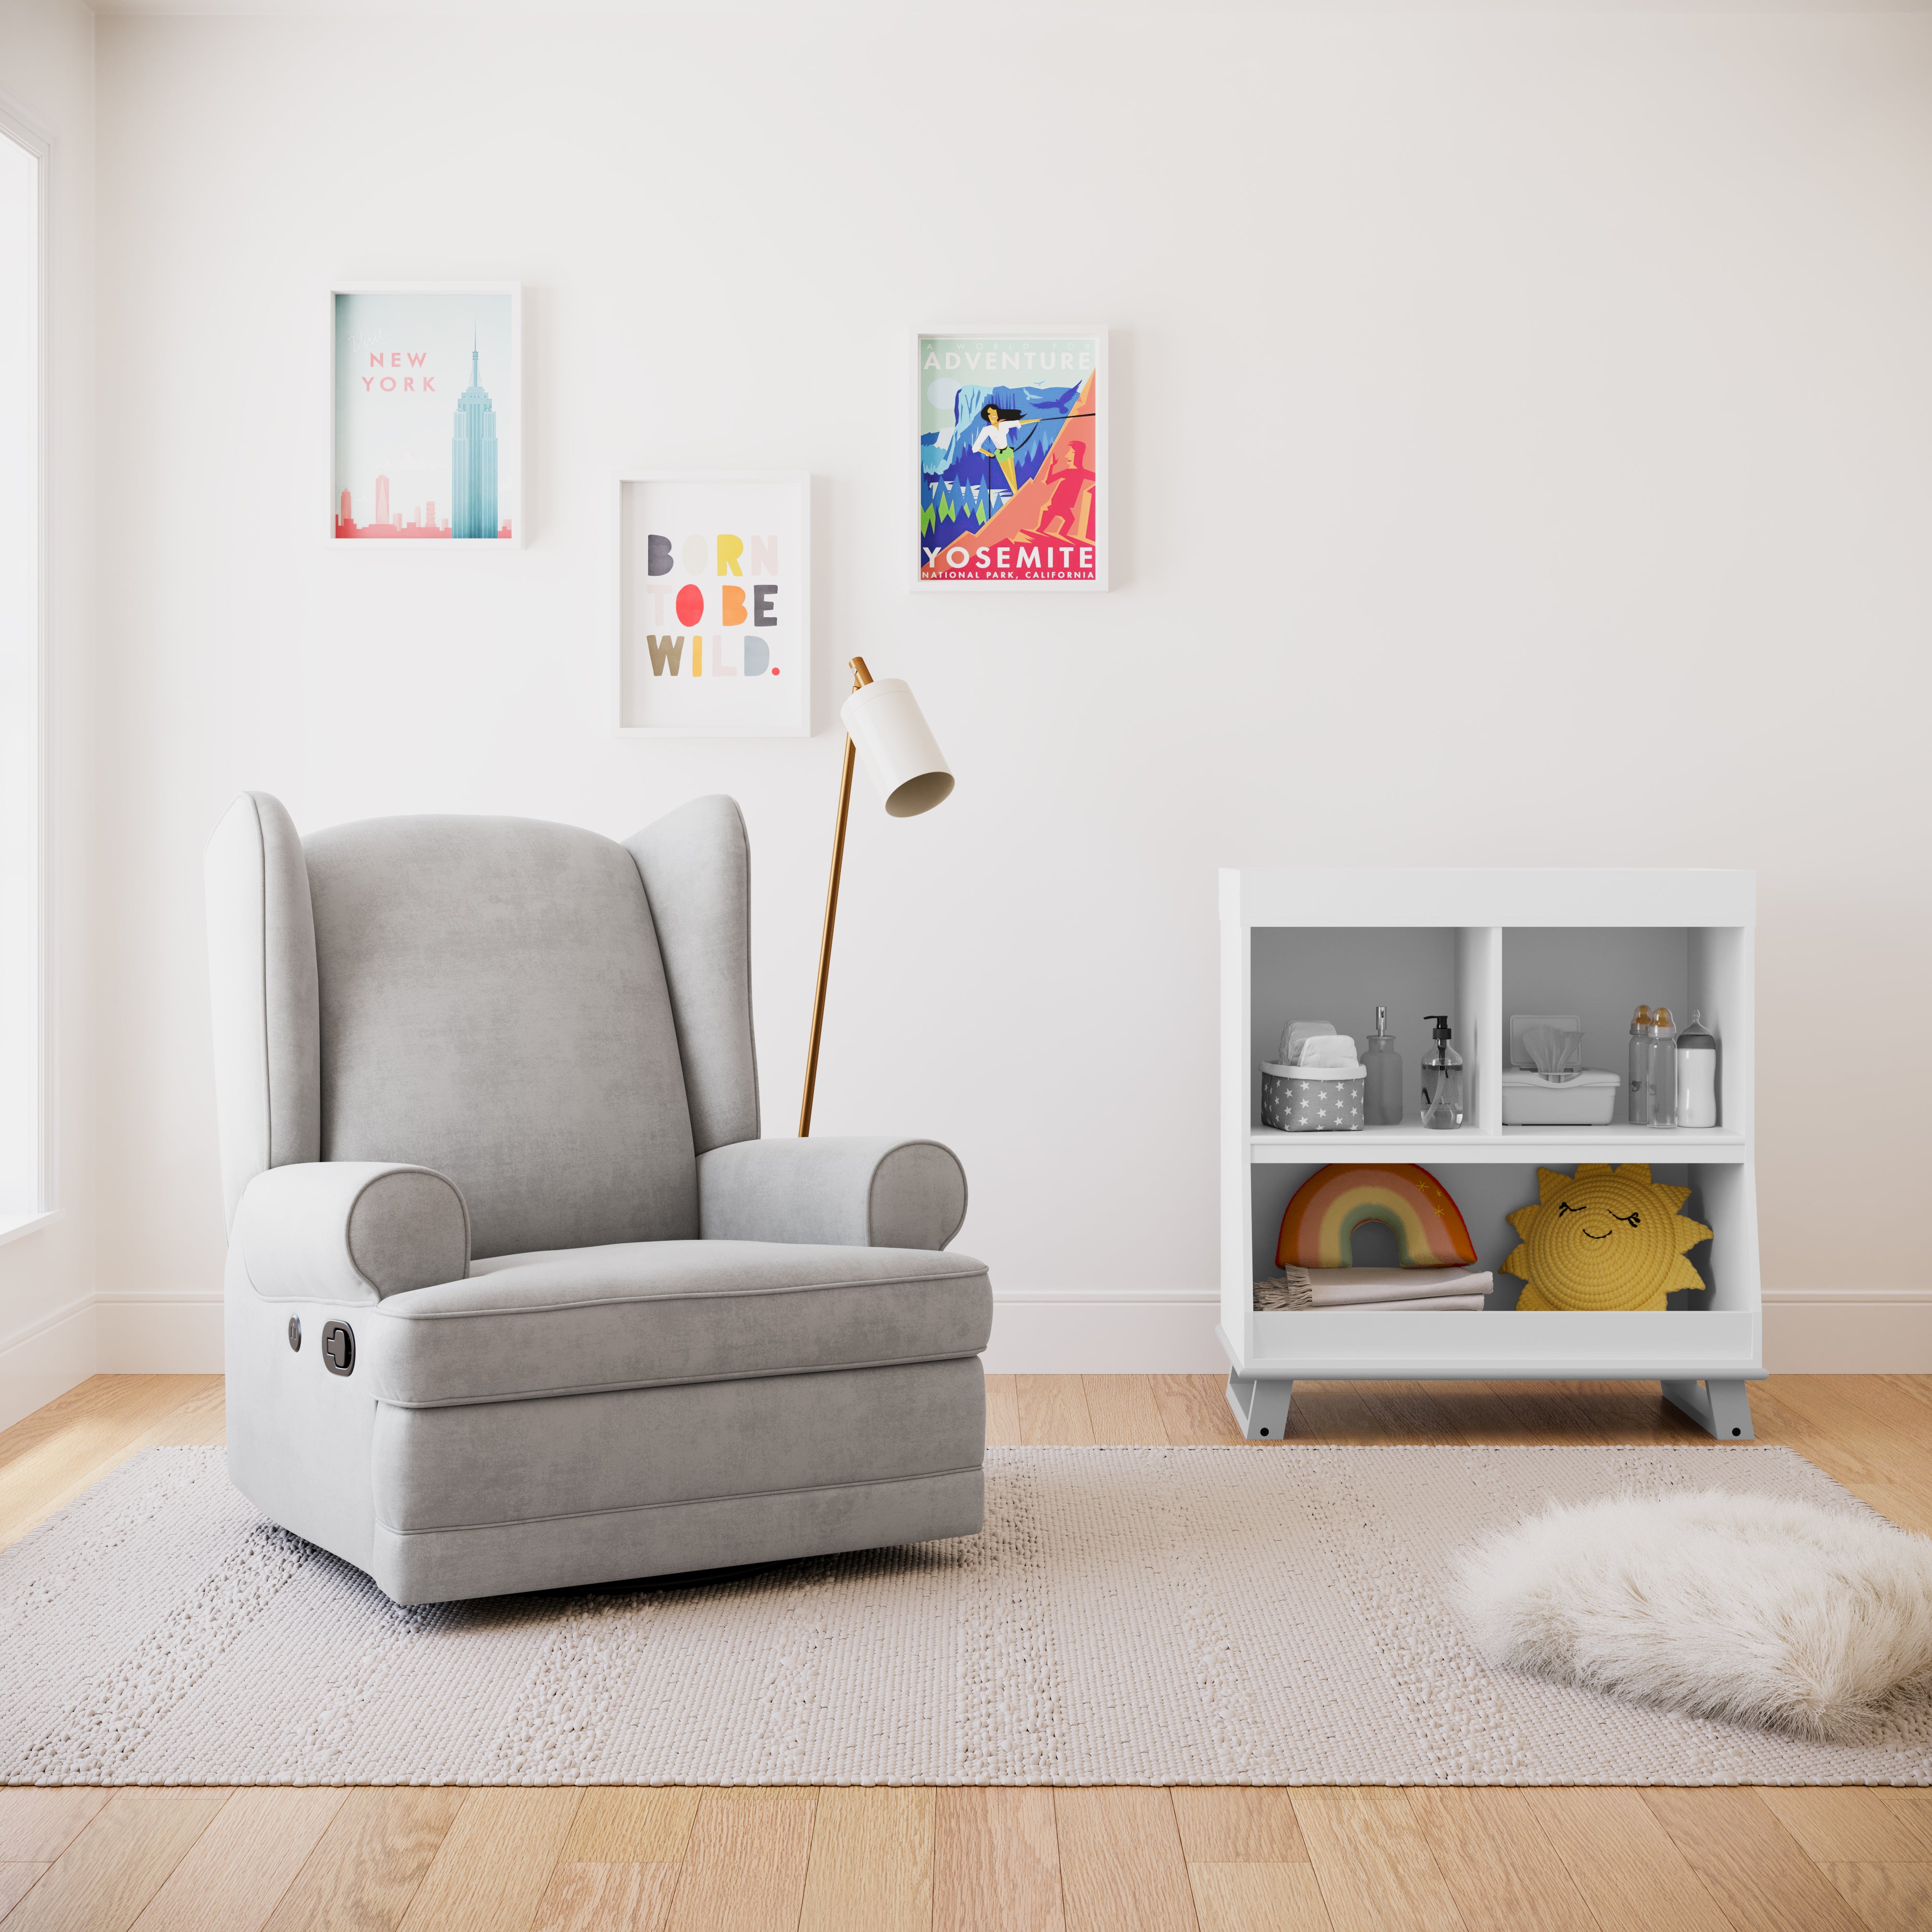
[1262,1064,1366,1132]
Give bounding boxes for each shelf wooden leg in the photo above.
[1661,1378,1756,1441]
[1225,1371,1294,1441]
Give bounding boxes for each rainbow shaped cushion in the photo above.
[1276,1163,1477,1270]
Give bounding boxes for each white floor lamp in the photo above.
[798,656,954,1136]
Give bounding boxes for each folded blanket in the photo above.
[1253,1282,1489,1311]
[1253,1265,1494,1311]
[1330,1293,1485,1311]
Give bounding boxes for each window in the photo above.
[0,104,48,1239]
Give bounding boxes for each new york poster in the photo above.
[914,327,1106,591]
[332,285,522,544]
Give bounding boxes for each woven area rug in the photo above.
[4,1443,1930,1788]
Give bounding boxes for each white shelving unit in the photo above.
[1220,869,1761,1442]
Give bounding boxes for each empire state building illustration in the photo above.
[451,330,501,540]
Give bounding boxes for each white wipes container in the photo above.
[1501,1068,1619,1125]
[1501,1012,1620,1125]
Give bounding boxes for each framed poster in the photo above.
[913,324,1107,593]
[330,283,523,545]
[615,473,810,738]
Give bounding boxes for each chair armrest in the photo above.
[697,1137,967,1250]
[232,1162,470,1303]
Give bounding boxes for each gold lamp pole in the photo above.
[798,659,870,1137]
[798,656,954,1136]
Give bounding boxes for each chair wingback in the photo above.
[625,795,760,1153]
[205,792,323,1226]
[298,812,700,1259]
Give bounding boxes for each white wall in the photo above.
[88,7,1932,1374]
[0,0,95,1428]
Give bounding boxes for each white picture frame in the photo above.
[614,472,811,738]
[911,324,1108,594]
[328,282,524,548]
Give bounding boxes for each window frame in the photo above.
[0,90,55,1248]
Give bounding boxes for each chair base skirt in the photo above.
[227,1257,987,1605]
[371,1466,984,1605]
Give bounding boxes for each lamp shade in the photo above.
[840,678,954,818]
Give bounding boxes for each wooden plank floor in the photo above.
[3,1373,1930,1930]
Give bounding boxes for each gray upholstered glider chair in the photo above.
[204,793,990,1605]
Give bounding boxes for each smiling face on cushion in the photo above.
[1505,1164,1713,1312]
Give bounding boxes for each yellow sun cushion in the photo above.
[1504,1164,1712,1313]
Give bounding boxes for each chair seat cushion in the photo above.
[363,1238,992,1408]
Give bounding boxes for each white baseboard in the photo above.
[1762,1295,1932,1375]
[987,1292,1226,1374]
[0,1295,96,1434]
[95,1293,225,1374]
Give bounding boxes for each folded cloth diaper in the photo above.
[1299,1034,1363,1073]
[1279,1020,1336,1066]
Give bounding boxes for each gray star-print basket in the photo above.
[1261,1062,1366,1131]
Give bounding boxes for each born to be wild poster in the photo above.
[916,328,1106,591]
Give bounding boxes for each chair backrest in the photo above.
[206,793,759,1258]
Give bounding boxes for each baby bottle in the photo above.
[1628,1006,1653,1124]
[1676,1010,1719,1128]
[1646,1006,1678,1129]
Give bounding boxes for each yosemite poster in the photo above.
[916,329,1105,590]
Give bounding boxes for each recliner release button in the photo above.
[321,1321,355,1376]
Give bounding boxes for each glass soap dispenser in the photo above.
[1364,1006,1403,1126]
[1421,1014,1464,1130]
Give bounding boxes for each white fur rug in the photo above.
[1460,1491,1932,1743]
[2,1444,1931,1786]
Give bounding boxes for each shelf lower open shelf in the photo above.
[1249,1124,1748,1165]
[1219,1310,1762,1383]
